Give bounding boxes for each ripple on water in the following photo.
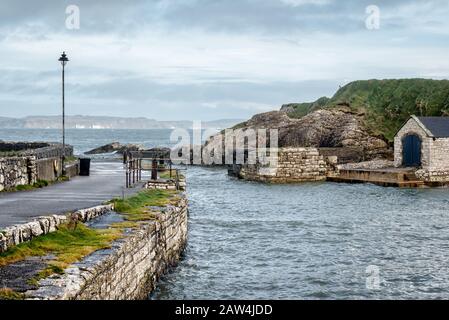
[151,167,449,300]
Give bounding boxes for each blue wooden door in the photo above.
[402,134,421,167]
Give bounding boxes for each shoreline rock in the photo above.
[85,142,144,155]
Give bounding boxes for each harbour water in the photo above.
[2,129,449,299]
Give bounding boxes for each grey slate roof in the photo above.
[418,117,449,138]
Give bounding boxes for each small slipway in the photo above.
[328,167,427,188]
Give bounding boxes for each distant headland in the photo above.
[0,115,244,130]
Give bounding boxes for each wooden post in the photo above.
[175,169,180,190]
[128,161,132,187]
[132,160,135,184]
[139,159,142,181]
[151,159,158,180]
[125,161,129,188]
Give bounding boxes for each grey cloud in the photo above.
[67,74,339,105]
[1,0,447,36]
[1,0,449,121]
[0,66,340,120]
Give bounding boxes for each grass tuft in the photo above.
[8,180,49,192]
[0,224,122,271]
[0,288,25,300]
[113,189,174,216]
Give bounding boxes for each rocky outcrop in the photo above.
[204,108,390,162]
[278,109,388,155]
[85,142,144,155]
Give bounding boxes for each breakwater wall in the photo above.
[26,194,188,300]
[237,147,338,183]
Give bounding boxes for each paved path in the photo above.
[0,161,144,228]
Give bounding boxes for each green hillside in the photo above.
[286,79,449,141]
[281,96,330,118]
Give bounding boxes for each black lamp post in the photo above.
[58,52,69,174]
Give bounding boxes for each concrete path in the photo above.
[0,161,145,228]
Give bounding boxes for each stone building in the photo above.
[394,115,449,182]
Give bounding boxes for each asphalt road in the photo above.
[0,161,144,228]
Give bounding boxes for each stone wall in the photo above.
[26,195,188,300]
[35,158,62,182]
[0,156,37,191]
[65,161,80,179]
[0,142,73,160]
[428,138,449,172]
[0,142,75,190]
[0,204,114,253]
[0,142,49,153]
[238,147,337,183]
[416,138,449,183]
[145,176,187,191]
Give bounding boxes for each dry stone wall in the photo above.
[0,156,37,191]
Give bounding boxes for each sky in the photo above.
[0,0,449,121]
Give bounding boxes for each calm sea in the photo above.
[2,128,449,299]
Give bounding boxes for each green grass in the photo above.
[3,177,72,193]
[159,169,185,180]
[8,180,49,192]
[113,189,174,217]
[0,288,25,300]
[284,79,449,142]
[0,189,178,286]
[159,170,176,180]
[64,156,78,163]
[282,96,330,118]
[0,224,121,275]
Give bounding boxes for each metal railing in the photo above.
[125,156,187,189]
[125,158,143,188]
